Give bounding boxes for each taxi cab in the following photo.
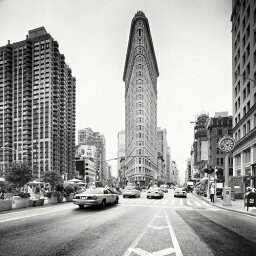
[73,187,119,208]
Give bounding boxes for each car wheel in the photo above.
[101,199,106,208]
[184,196,187,198]
[147,196,150,199]
[114,197,119,204]
[79,205,84,209]
[123,195,126,198]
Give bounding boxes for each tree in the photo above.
[5,162,33,191]
[43,171,63,191]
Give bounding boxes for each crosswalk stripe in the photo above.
[194,201,201,206]
[187,201,191,206]
[171,200,175,205]
[179,200,183,206]
[202,202,210,206]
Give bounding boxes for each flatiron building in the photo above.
[123,11,159,187]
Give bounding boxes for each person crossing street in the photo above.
[210,185,215,202]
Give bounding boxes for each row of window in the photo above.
[234,113,256,141]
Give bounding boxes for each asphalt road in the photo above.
[0,190,256,256]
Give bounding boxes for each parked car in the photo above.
[174,187,187,198]
[123,186,141,198]
[147,186,164,199]
[73,187,119,208]
[160,184,168,193]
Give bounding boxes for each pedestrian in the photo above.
[210,185,215,202]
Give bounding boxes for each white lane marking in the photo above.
[179,200,183,206]
[202,202,210,207]
[187,201,191,206]
[164,209,183,256]
[171,200,176,205]
[0,203,74,216]
[122,210,162,256]
[194,201,201,206]
[147,224,168,230]
[0,204,76,223]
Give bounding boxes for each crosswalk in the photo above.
[120,197,219,210]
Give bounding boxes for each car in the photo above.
[147,186,164,199]
[160,184,168,193]
[123,186,141,198]
[73,187,119,208]
[174,187,187,198]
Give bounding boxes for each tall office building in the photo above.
[0,27,76,180]
[117,130,125,179]
[192,113,209,179]
[77,128,106,182]
[123,11,159,187]
[157,127,168,182]
[166,147,171,183]
[231,1,256,189]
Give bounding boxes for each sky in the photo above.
[0,0,232,183]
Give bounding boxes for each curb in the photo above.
[192,193,256,217]
[0,201,74,215]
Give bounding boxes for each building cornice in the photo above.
[232,103,256,133]
[233,127,256,155]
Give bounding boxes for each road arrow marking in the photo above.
[147,224,168,229]
[133,247,175,256]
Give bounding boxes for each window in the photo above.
[247,84,250,95]
[243,106,246,116]
[243,88,246,101]
[247,101,250,112]
[221,158,224,165]
[247,120,251,133]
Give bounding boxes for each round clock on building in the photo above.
[218,135,235,153]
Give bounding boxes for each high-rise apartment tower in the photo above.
[123,11,159,187]
[0,27,76,180]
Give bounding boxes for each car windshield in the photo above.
[149,187,160,191]
[176,188,186,192]
[126,186,135,190]
[83,188,103,194]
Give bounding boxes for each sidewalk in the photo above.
[194,192,256,217]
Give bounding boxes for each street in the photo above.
[0,190,256,256]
